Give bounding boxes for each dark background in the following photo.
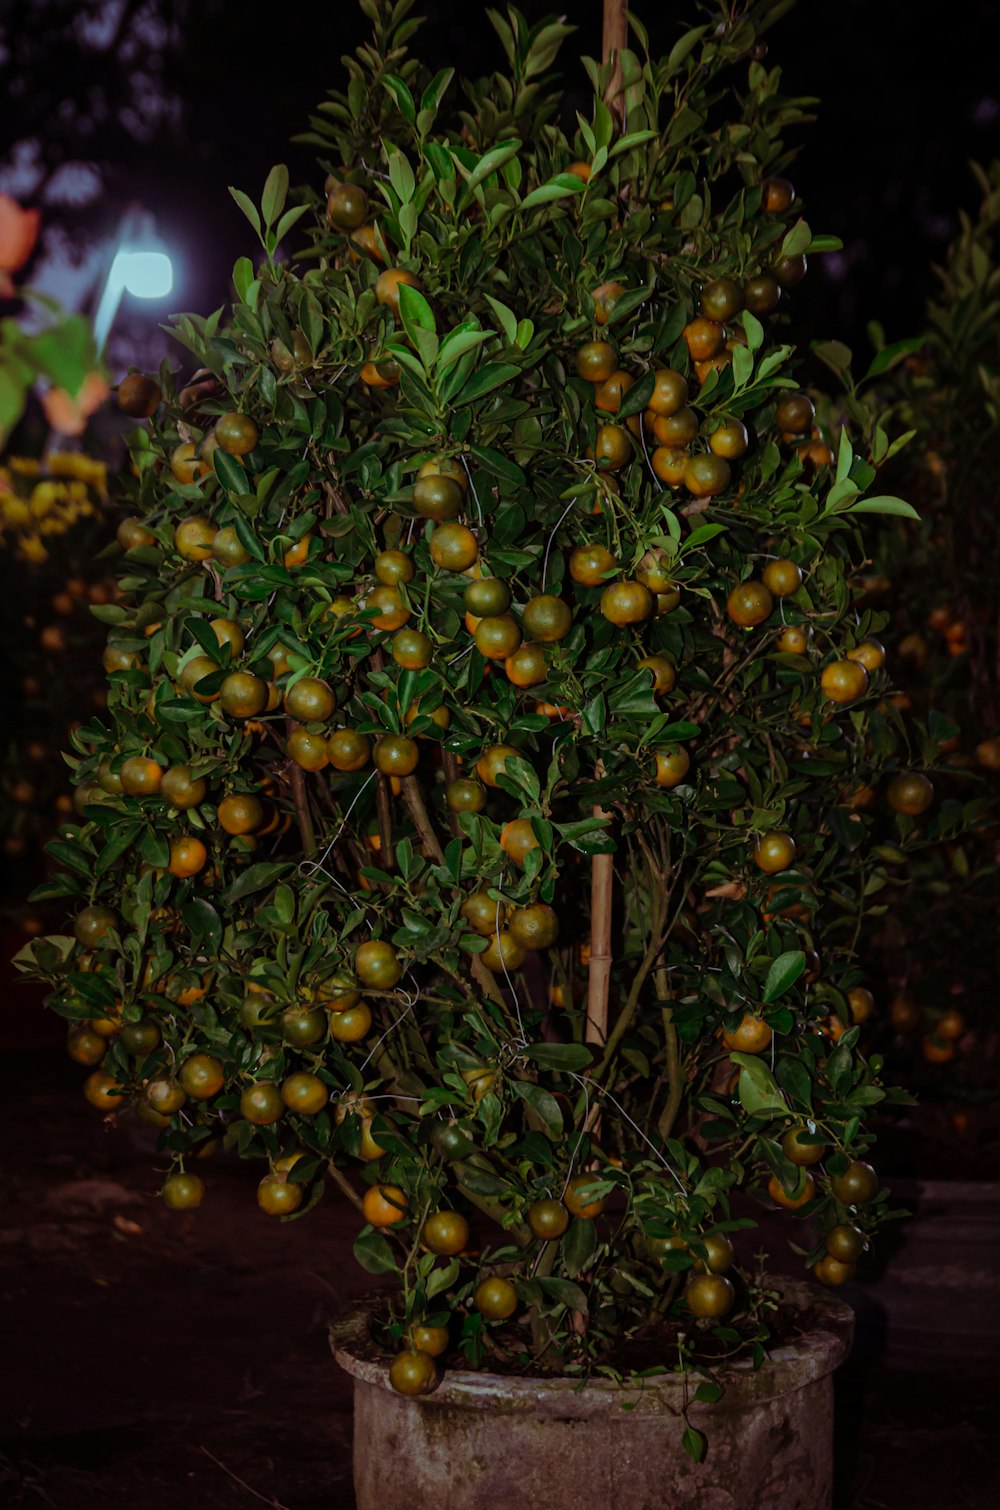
[3,0,999,369]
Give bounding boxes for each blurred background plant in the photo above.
[810,163,1000,1175]
[1,193,116,938]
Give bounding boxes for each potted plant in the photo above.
[16,0,918,1502]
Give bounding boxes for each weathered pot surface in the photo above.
[332,1278,853,1510]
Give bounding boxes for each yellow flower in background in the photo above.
[30,481,66,517]
[2,495,32,526]
[46,452,108,491]
[18,535,47,562]
[0,449,106,555]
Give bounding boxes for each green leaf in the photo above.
[229,187,262,238]
[483,295,518,346]
[397,283,436,335]
[223,862,291,904]
[426,1258,460,1299]
[232,256,255,302]
[455,363,520,406]
[274,205,309,245]
[464,140,522,191]
[780,219,812,259]
[730,1054,787,1117]
[213,448,248,494]
[95,822,143,877]
[261,164,289,228]
[26,316,95,391]
[617,370,655,420]
[539,1276,588,1312]
[511,1080,563,1137]
[682,1426,706,1464]
[847,495,920,519]
[519,178,585,211]
[387,148,416,204]
[436,327,491,374]
[763,950,806,1003]
[524,1043,593,1071]
[865,335,924,379]
[811,339,853,379]
[563,1215,597,1276]
[666,25,707,75]
[382,75,416,125]
[353,1229,399,1275]
[0,366,27,440]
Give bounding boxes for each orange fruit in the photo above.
[363,1183,408,1228]
[820,660,868,705]
[762,559,802,598]
[168,836,208,877]
[569,542,618,586]
[600,580,653,625]
[374,267,421,315]
[654,748,690,788]
[500,819,540,866]
[768,1173,815,1210]
[575,341,617,383]
[722,1014,772,1053]
[174,515,217,560]
[726,581,773,627]
[215,412,259,456]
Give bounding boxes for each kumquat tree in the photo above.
[18,0,920,1399]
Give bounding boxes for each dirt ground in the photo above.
[1,1044,997,1510]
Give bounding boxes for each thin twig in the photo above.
[199,1446,292,1510]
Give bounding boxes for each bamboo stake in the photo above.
[585,762,613,1050]
[602,0,629,126]
[583,2,630,1053]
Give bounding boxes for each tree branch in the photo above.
[655,965,684,1140]
[286,722,316,856]
[402,775,512,1014]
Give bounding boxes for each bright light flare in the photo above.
[94,246,174,351]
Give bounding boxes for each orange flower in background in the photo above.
[0,194,40,292]
[41,372,110,436]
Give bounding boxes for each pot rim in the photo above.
[331,1277,853,1416]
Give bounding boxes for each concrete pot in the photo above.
[848,1178,1000,1371]
[332,1278,853,1510]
